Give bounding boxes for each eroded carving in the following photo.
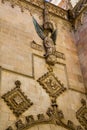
[32,6,57,65]
[70,0,87,30]
[43,31,56,57]
[72,0,87,17]
[2,80,33,117]
[46,99,83,130]
[37,114,45,121]
[55,51,65,59]
[37,68,66,98]
[31,41,65,60]
[6,98,83,130]
[30,0,44,9]
[26,115,35,124]
[46,2,68,20]
[15,119,25,129]
[47,98,64,125]
[76,99,87,130]
[2,0,87,31]
[2,0,68,20]
[31,40,43,52]
[1,1,85,130]
[6,126,13,130]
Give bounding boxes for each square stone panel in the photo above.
[2,82,33,117]
[37,71,66,98]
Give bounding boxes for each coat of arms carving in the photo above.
[2,80,33,117]
[37,68,66,98]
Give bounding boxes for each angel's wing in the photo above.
[32,17,45,40]
[51,29,57,45]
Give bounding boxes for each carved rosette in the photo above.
[2,80,33,117]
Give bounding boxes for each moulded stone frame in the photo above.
[2,83,33,117]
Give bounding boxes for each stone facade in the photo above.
[75,10,87,93]
[0,0,87,130]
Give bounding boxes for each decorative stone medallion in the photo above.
[2,80,33,117]
[37,69,66,98]
[76,99,87,130]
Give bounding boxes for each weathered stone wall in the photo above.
[0,0,86,130]
[75,13,87,92]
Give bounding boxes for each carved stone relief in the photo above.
[31,40,43,52]
[76,99,87,130]
[6,126,13,130]
[1,0,66,65]
[2,80,33,117]
[30,0,44,9]
[74,9,87,30]
[32,5,58,65]
[55,51,65,60]
[15,119,25,129]
[68,0,87,30]
[72,0,87,17]
[2,0,87,31]
[0,1,86,130]
[37,68,66,98]
[6,98,83,130]
[31,40,65,60]
[46,2,68,20]
[2,0,68,20]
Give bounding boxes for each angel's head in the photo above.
[44,30,52,37]
[44,22,54,32]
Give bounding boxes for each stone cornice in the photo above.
[72,0,87,17]
[45,2,68,20]
[74,6,87,28]
[2,0,87,31]
[2,0,68,20]
[67,0,87,30]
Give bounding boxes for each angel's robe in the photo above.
[44,35,56,56]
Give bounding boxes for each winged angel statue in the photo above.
[32,17,57,60]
